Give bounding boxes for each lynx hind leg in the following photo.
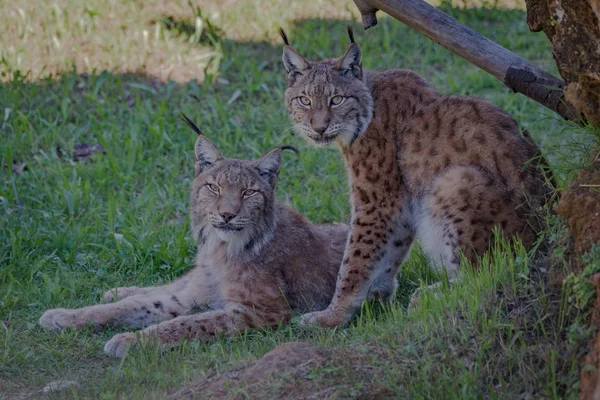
[422,166,535,275]
[104,286,157,303]
[103,310,243,358]
[103,303,290,358]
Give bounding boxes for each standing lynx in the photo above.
[40,115,348,357]
[280,28,552,328]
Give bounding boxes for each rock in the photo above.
[42,380,79,394]
[73,143,107,161]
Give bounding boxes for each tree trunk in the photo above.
[525,0,600,126]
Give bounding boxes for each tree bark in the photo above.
[525,0,600,126]
[352,0,582,123]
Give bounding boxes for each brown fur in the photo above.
[40,120,347,357]
[281,30,553,327]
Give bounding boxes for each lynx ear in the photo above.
[194,136,222,175]
[337,42,363,80]
[280,29,310,86]
[254,146,299,187]
[180,113,223,175]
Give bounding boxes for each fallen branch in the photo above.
[352,0,582,123]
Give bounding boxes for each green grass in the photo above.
[1,0,598,398]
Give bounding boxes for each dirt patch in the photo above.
[171,342,394,399]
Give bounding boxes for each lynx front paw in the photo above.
[39,308,79,332]
[104,332,138,358]
[300,309,351,328]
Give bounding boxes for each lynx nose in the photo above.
[310,112,330,135]
[312,125,328,135]
[220,212,236,223]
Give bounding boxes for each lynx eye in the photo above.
[298,96,311,107]
[243,189,258,198]
[206,183,220,193]
[330,95,345,106]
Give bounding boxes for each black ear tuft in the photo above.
[279,27,290,46]
[180,113,203,136]
[280,145,300,158]
[347,25,355,44]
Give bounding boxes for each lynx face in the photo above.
[282,44,373,147]
[191,160,276,246]
[186,122,288,253]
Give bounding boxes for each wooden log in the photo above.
[352,0,582,123]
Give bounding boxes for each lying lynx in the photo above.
[40,114,348,358]
[280,28,553,328]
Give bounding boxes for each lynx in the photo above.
[40,114,348,357]
[280,28,553,328]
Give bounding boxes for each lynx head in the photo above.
[281,27,373,147]
[181,114,299,254]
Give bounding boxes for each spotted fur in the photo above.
[40,118,348,357]
[281,29,553,327]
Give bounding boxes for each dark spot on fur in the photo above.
[413,140,422,153]
[171,295,183,307]
[357,187,370,204]
[384,180,392,192]
[474,132,487,145]
[443,156,451,168]
[154,301,163,310]
[371,191,379,203]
